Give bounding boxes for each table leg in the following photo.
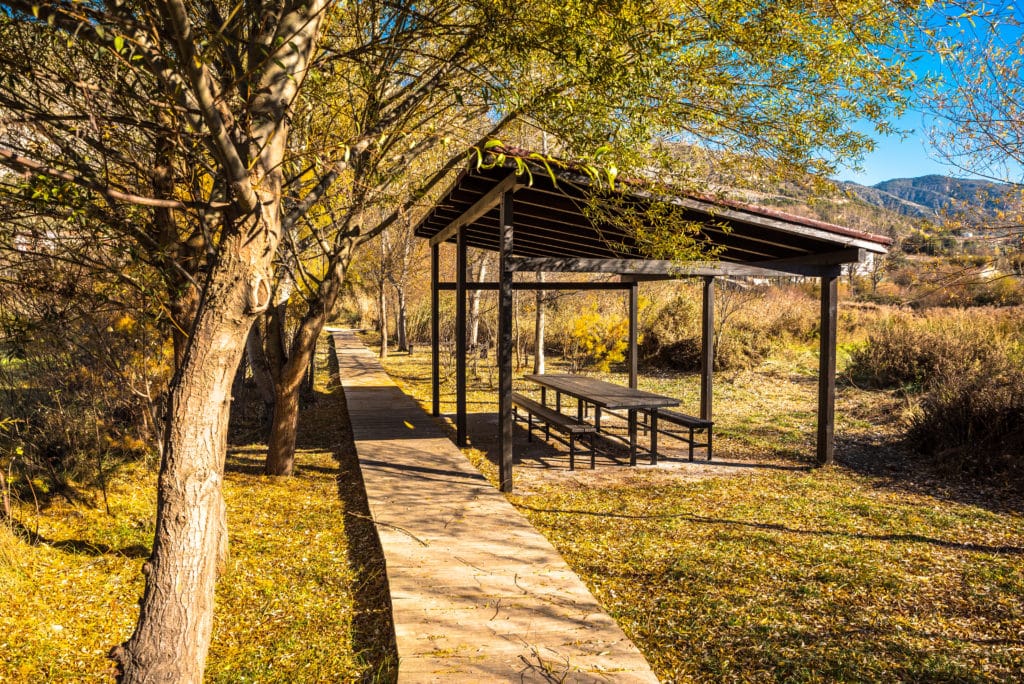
[540,387,547,406]
[628,409,637,466]
[577,399,583,422]
[594,407,602,431]
[556,391,561,413]
[650,410,659,465]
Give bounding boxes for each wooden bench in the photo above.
[644,409,713,461]
[511,392,597,470]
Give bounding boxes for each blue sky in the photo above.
[837,3,1024,187]
[836,112,953,186]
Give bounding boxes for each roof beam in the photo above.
[436,280,634,291]
[507,256,792,278]
[758,247,866,267]
[429,172,522,246]
[672,196,888,254]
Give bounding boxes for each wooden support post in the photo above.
[700,276,715,421]
[817,272,839,465]
[628,280,639,389]
[497,190,515,492]
[456,227,468,447]
[431,244,440,417]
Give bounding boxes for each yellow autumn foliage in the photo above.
[568,308,630,372]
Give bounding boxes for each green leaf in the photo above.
[528,153,559,188]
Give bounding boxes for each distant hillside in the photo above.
[842,175,1015,220]
[740,174,1018,244]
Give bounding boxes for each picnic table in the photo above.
[522,374,679,465]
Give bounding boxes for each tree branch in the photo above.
[0,146,227,210]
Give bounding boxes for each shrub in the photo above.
[640,285,816,372]
[850,308,1024,477]
[0,264,170,511]
[848,312,1013,390]
[640,293,702,371]
[714,320,774,370]
[909,353,1024,478]
[848,316,949,389]
[565,308,629,372]
[759,286,818,342]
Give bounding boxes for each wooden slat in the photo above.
[523,374,678,410]
[671,195,888,254]
[436,281,634,291]
[511,393,595,433]
[429,172,521,247]
[507,256,791,278]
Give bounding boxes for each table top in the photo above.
[523,374,679,410]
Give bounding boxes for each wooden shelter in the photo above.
[413,160,891,492]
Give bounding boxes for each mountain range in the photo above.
[840,175,1015,221]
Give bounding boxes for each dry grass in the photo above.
[515,469,1024,682]
[376,332,1024,682]
[0,342,393,682]
[0,463,151,681]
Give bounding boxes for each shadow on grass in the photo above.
[5,518,151,558]
[47,539,151,558]
[836,435,1024,516]
[512,502,1024,557]
[225,335,398,681]
[224,451,338,477]
[462,411,810,474]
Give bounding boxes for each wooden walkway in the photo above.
[330,330,658,683]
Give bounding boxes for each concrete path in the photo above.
[330,330,659,683]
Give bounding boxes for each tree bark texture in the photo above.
[265,377,302,476]
[114,228,270,682]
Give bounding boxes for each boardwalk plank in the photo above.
[331,330,659,683]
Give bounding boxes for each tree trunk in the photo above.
[379,280,388,359]
[263,245,354,476]
[245,321,276,419]
[113,230,270,682]
[169,285,200,370]
[231,350,248,412]
[469,256,487,347]
[395,285,408,352]
[533,272,546,374]
[264,374,303,476]
[300,334,316,403]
